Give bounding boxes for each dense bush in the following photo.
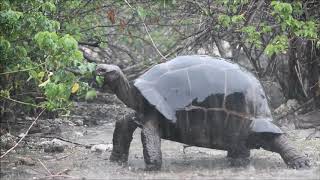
[1,0,319,119]
[0,0,96,117]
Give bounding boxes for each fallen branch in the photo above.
[306,127,320,140]
[38,159,52,175]
[55,154,70,161]
[36,174,79,179]
[0,109,45,159]
[39,135,93,149]
[56,168,71,175]
[0,95,43,108]
[37,159,76,179]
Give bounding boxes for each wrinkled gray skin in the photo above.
[96,58,310,171]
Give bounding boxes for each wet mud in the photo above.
[1,94,320,179]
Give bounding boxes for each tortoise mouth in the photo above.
[96,68,107,76]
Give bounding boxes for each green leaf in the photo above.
[241,26,262,48]
[73,50,83,61]
[0,1,11,10]
[59,34,78,51]
[41,2,56,12]
[218,14,231,27]
[264,35,288,56]
[231,15,245,24]
[137,6,147,20]
[34,31,59,50]
[87,63,96,72]
[96,76,104,87]
[0,37,11,51]
[0,9,23,24]
[38,71,45,80]
[262,25,272,33]
[85,90,97,100]
[0,89,10,97]
[16,46,27,57]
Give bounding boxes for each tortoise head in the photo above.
[96,64,124,83]
[95,64,136,109]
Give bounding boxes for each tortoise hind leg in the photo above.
[227,145,251,167]
[141,113,162,171]
[266,134,310,169]
[250,133,311,169]
[110,112,138,163]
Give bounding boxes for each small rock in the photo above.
[39,138,67,153]
[73,119,84,126]
[16,117,23,121]
[54,118,63,124]
[68,121,76,126]
[74,131,84,138]
[91,144,113,152]
[18,133,26,138]
[42,155,54,160]
[274,99,299,115]
[25,117,33,121]
[29,122,61,134]
[0,133,17,149]
[286,99,299,109]
[16,157,36,166]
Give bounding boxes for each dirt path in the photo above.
[1,94,320,179]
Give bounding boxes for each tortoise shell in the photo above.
[134,55,282,134]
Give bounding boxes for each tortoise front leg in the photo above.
[141,114,162,171]
[110,112,138,163]
[259,134,311,169]
[227,146,251,167]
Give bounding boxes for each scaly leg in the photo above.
[227,144,251,167]
[141,113,162,171]
[110,112,138,163]
[259,134,311,169]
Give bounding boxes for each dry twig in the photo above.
[0,109,45,159]
[38,159,52,175]
[275,98,314,120]
[41,135,92,148]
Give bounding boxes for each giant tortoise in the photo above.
[96,55,310,170]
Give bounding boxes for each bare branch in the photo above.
[0,109,45,159]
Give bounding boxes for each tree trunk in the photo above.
[307,41,320,108]
[287,38,308,102]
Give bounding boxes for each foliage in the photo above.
[1,0,319,117]
[215,1,319,58]
[0,0,96,115]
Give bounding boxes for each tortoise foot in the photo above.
[287,156,311,169]
[110,151,128,164]
[227,147,250,167]
[145,163,161,171]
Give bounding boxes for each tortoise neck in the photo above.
[111,73,140,111]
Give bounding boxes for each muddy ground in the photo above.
[1,93,320,179]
